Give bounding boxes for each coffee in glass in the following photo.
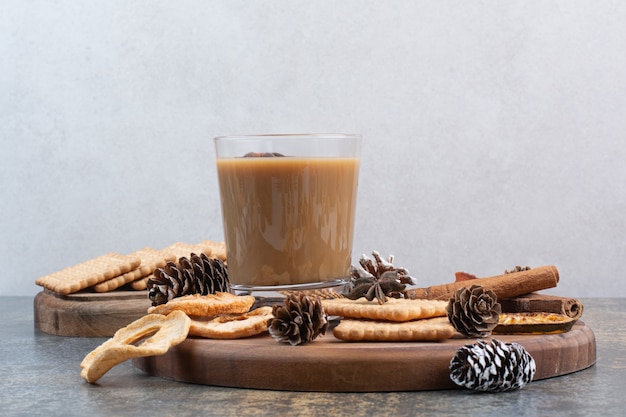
[214,134,361,292]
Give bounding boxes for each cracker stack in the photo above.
[321,298,456,342]
[35,240,226,296]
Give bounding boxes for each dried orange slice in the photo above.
[493,312,576,334]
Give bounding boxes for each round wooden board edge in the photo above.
[132,321,596,392]
[33,290,151,337]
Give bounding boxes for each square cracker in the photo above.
[333,316,455,342]
[198,240,227,261]
[165,241,214,260]
[321,298,449,322]
[35,252,141,295]
[92,248,176,293]
[129,275,151,291]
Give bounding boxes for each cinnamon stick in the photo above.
[405,265,559,301]
[499,292,583,320]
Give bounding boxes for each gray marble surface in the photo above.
[1,297,624,417]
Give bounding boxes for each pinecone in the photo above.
[505,265,531,274]
[446,285,501,337]
[344,251,415,304]
[268,293,328,346]
[450,338,536,392]
[147,253,230,306]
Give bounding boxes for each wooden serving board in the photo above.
[34,289,151,337]
[133,321,596,392]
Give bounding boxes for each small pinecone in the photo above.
[447,285,501,337]
[345,251,415,304]
[505,265,531,274]
[268,293,328,346]
[147,253,230,306]
[450,339,536,392]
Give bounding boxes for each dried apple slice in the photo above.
[492,312,576,335]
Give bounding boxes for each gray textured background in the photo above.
[2,1,624,297]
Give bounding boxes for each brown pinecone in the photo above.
[268,293,328,346]
[147,253,229,306]
[345,251,415,304]
[446,285,501,337]
[504,265,531,274]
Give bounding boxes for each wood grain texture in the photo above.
[34,289,151,337]
[133,321,596,392]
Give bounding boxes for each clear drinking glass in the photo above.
[214,134,361,292]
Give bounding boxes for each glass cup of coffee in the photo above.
[214,134,361,293]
